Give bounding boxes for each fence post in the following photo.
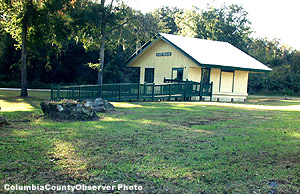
[79,86,81,101]
[57,85,60,100]
[100,85,103,98]
[137,83,140,101]
[72,88,75,99]
[184,81,188,101]
[51,84,53,100]
[210,82,213,101]
[119,84,121,102]
[168,84,171,101]
[152,83,155,101]
[199,82,203,101]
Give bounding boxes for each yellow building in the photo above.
[126,33,271,102]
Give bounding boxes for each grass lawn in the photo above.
[0,91,299,193]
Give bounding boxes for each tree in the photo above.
[104,10,161,83]
[0,0,73,96]
[1,0,36,96]
[175,7,199,37]
[151,6,183,34]
[175,4,252,51]
[72,0,132,84]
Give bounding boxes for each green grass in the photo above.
[0,91,300,193]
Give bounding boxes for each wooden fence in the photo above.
[51,82,213,101]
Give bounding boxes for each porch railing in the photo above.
[51,82,213,101]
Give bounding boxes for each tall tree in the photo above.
[151,6,183,34]
[72,0,131,84]
[0,0,37,96]
[175,7,199,37]
[0,0,73,96]
[176,5,252,51]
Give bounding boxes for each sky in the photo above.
[125,0,300,50]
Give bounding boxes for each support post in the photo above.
[168,84,171,101]
[119,84,121,102]
[72,88,75,99]
[57,85,60,100]
[137,83,140,101]
[210,82,213,101]
[199,81,203,101]
[51,84,53,100]
[152,83,155,101]
[184,81,188,101]
[79,86,81,101]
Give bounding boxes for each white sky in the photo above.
[125,0,300,50]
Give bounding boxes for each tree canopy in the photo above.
[0,2,299,96]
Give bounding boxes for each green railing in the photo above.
[51,82,213,101]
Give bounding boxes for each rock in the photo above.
[83,98,115,112]
[103,99,115,111]
[40,100,98,120]
[93,106,107,113]
[57,105,64,112]
[0,114,8,126]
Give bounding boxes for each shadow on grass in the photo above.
[1,97,300,193]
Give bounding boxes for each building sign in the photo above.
[156,52,172,57]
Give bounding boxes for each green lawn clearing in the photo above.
[0,91,299,193]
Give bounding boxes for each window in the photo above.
[201,68,211,83]
[144,68,154,83]
[172,68,184,81]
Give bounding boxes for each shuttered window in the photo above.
[220,70,234,93]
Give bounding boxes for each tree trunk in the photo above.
[20,19,28,97]
[98,34,105,85]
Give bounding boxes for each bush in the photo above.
[28,81,52,89]
[0,80,20,88]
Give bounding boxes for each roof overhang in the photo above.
[125,35,160,66]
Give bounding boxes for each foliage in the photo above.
[0,2,300,95]
[0,0,76,96]
[176,5,252,51]
[151,6,183,34]
[248,38,300,95]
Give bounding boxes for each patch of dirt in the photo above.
[180,117,229,127]
[11,119,32,122]
[109,110,133,116]
[39,114,103,123]
[247,99,280,103]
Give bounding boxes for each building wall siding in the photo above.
[233,70,249,94]
[129,39,198,84]
[188,67,201,82]
[210,68,221,93]
[128,38,250,101]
